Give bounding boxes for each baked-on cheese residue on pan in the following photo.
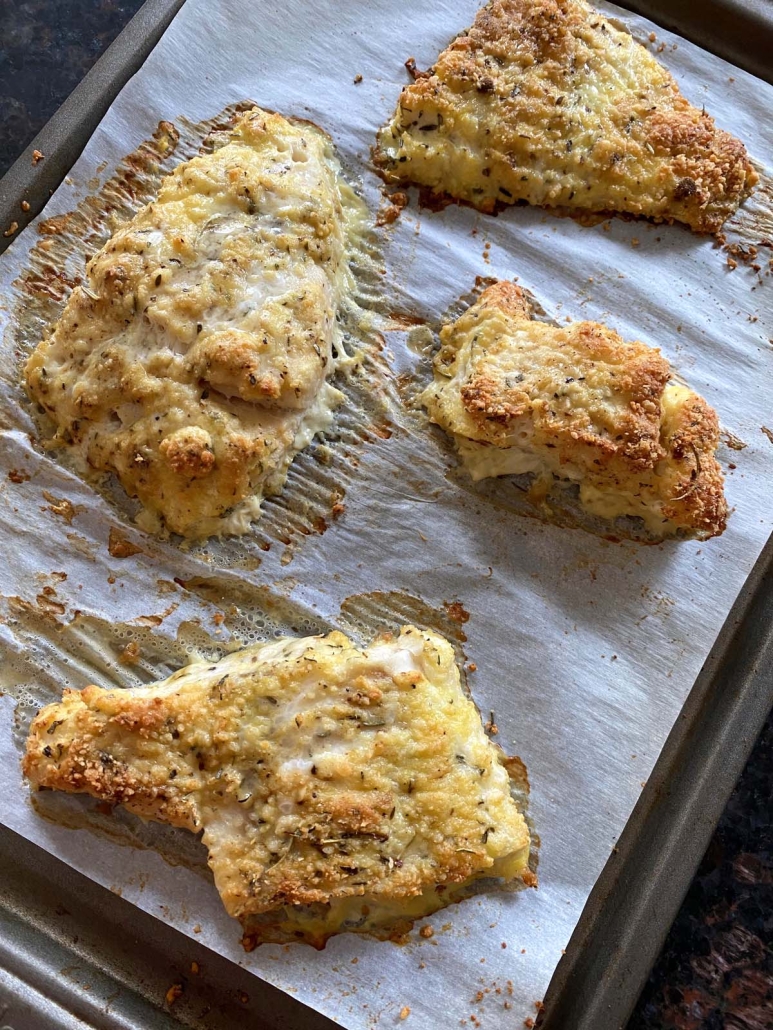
[375,0,757,232]
[25,107,365,539]
[24,627,533,948]
[422,282,727,541]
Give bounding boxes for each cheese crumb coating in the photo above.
[25,108,362,538]
[375,0,757,232]
[422,282,727,540]
[24,627,531,945]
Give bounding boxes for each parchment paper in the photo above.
[1,1,772,1026]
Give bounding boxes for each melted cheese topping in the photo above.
[375,0,756,232]
[456,435,541,480]
[25,108,365,538]
[24,626,531,945]
[423,281,727,540]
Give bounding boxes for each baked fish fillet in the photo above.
[422,282,727,540]
[375,0,757,232]
[24,627,532,947]
[25,107,363,538]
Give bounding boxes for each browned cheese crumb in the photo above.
[41,491,82,525]
[119,641,140,665]
[376,191,409,226]
[165,983,183,1006]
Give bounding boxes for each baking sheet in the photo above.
[1,2,772,1028]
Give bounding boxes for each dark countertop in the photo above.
[632,714,773,1029]
[0,2,771,1027]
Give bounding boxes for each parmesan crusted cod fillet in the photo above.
[422,282,727,541]
[25,107,365,538]
[375,0,757,232]
[24,627,533,948]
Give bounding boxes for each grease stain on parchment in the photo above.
[2,576,331,875]
[339,589,470,656]
[720,170,773,280]
[4,581,537,915]
[388,279,729,546]
[7,102,396,564]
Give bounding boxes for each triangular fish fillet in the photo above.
[376,0,757,231]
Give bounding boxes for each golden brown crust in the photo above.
[375,0,757,232]
[158,426,216,478]
[422,281,727,539]
[657,391,727,537]
[24,108,357,538]
[24,628,531,937]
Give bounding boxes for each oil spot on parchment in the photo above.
[32,571,68,618]
[561,555,599,582]
[131,602,179,629]
[339,590,472,654]
[170,573,329,646]
[119,641,141,665]
[108,527,147,560]
[7,593,67,628]
[383,312,427,333]
[11,101,392,562]
[66,531,98,560]
[34,591,66,617]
